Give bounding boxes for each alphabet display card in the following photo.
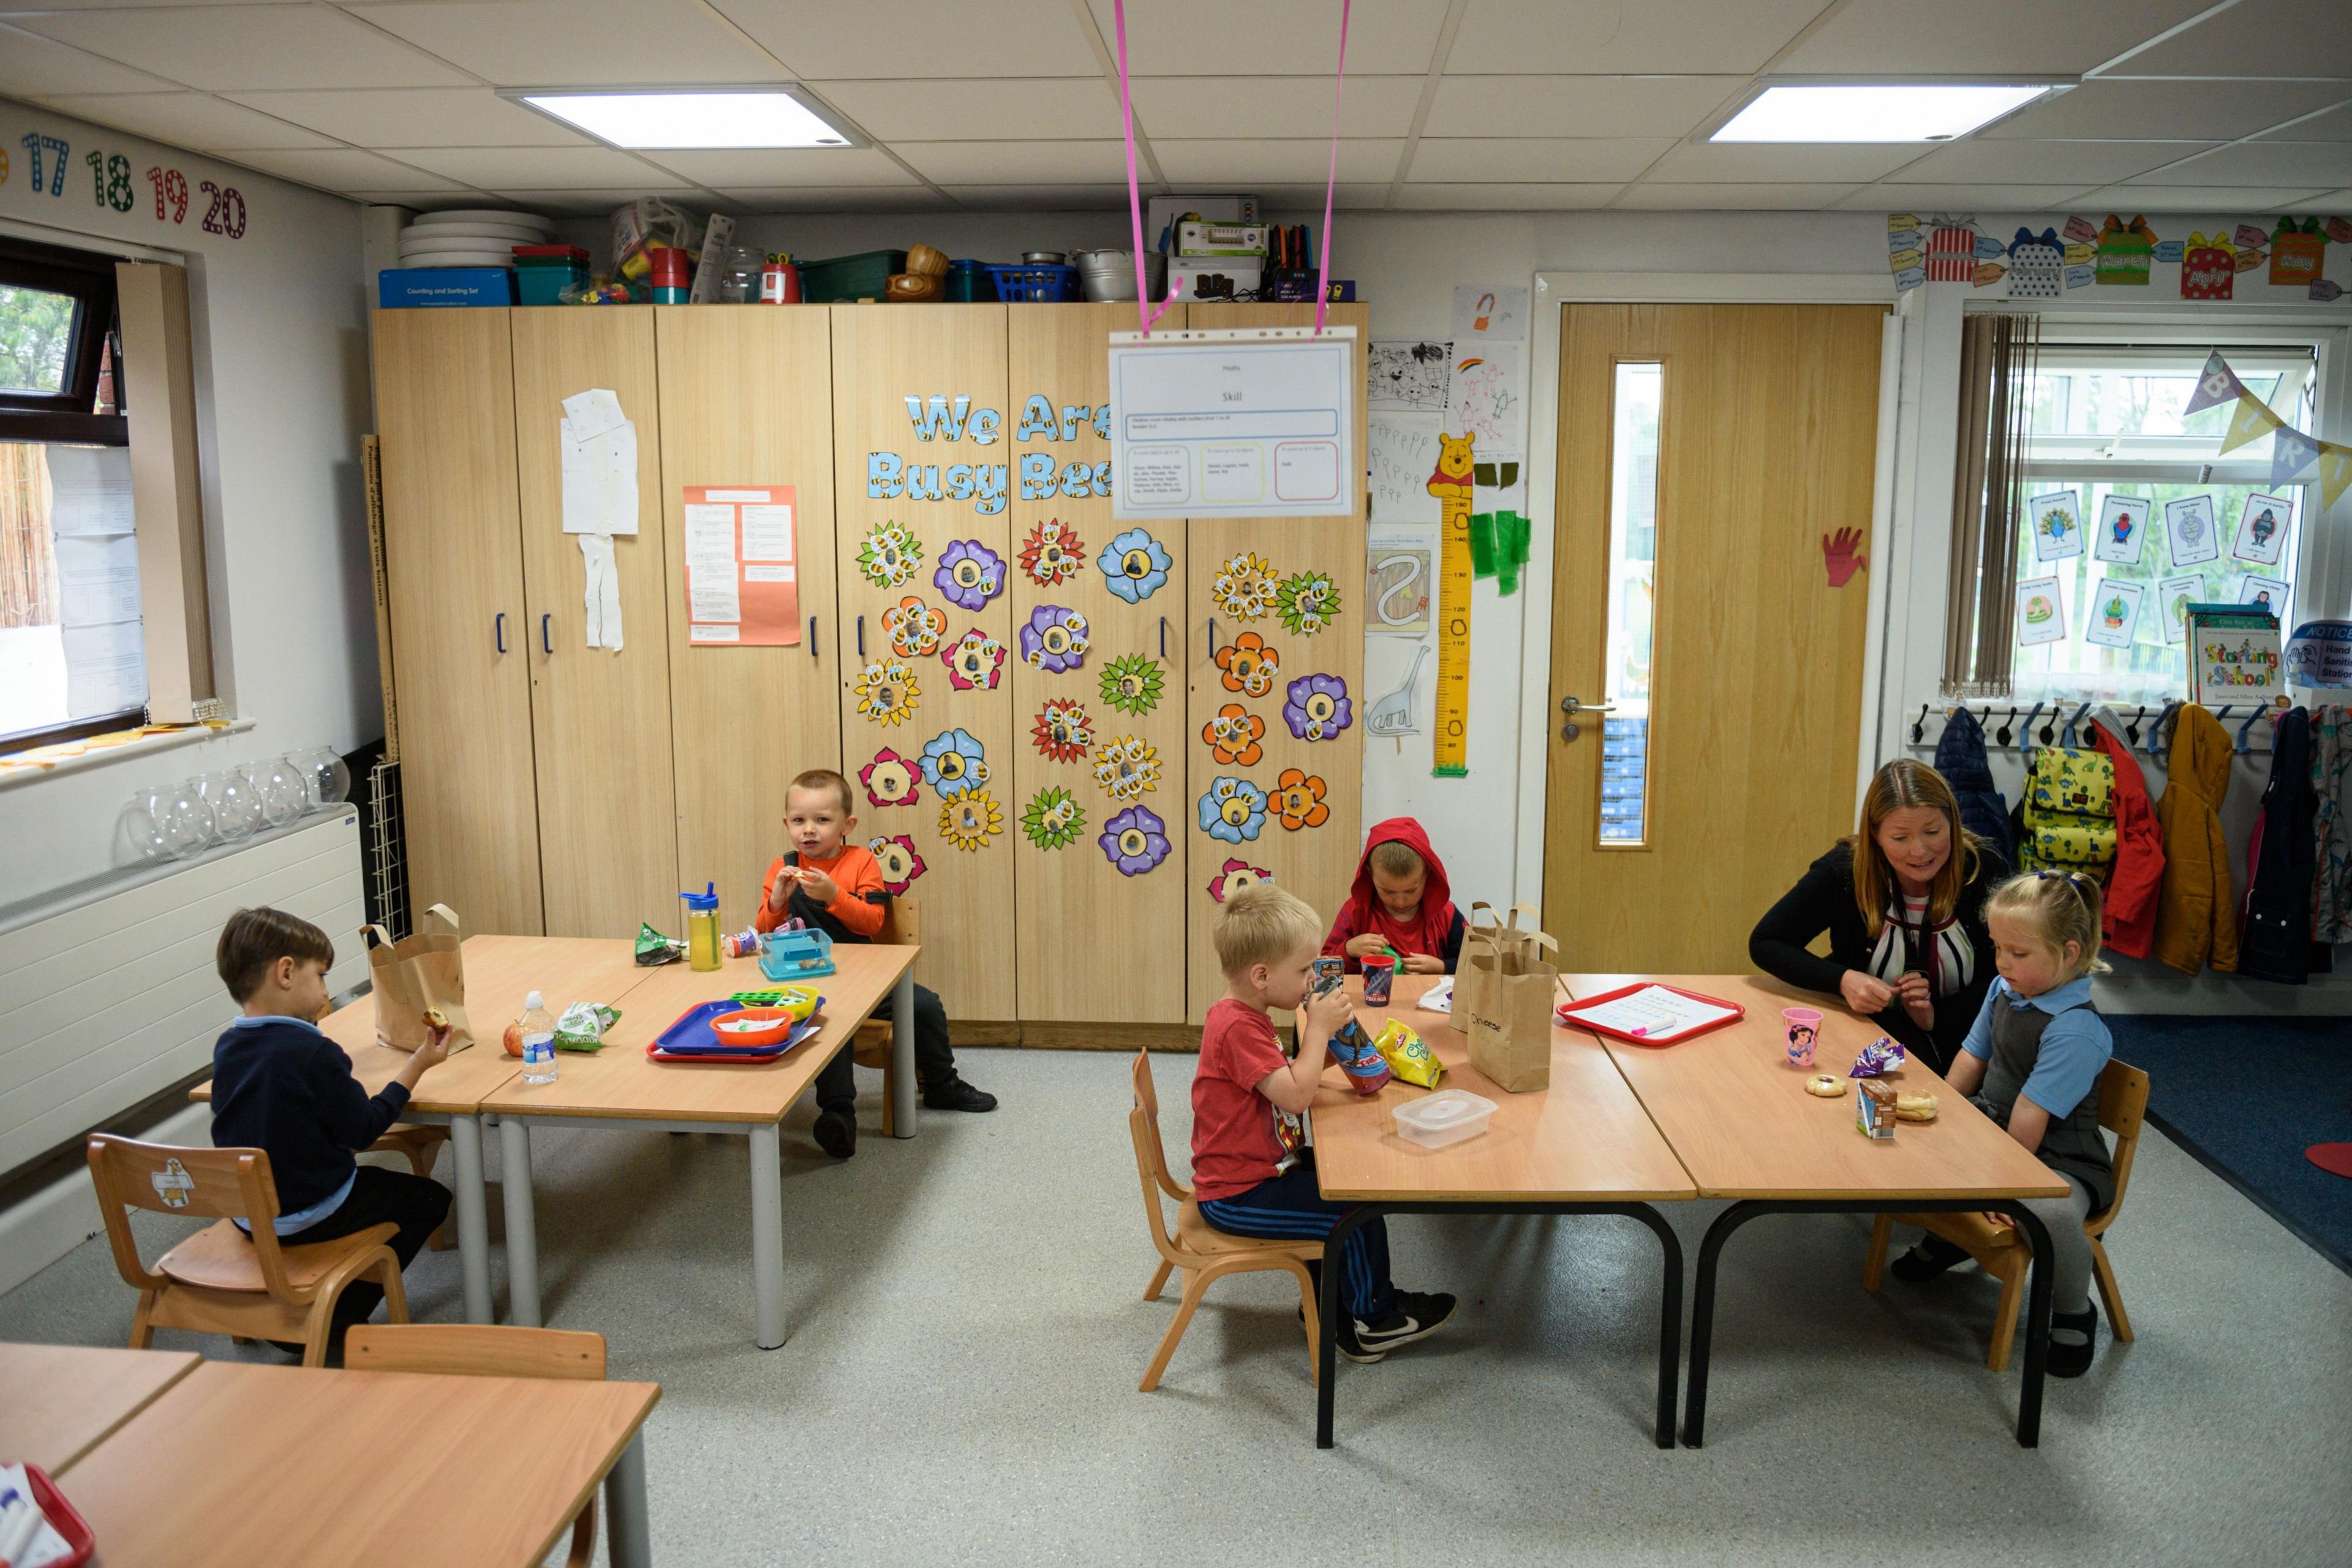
[2231,491,2293,567]
[2094,494,2149,564]
[2029,489,2084,561]
[2016,574,2067,646]
[2239,574,2290,616]
[2165,494,2220,567]
[2085,578,2146,649]
[2158,575,2203,644]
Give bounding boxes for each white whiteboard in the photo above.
[1107,326,1357,520]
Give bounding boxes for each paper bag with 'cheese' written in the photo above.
[367,903,473,1052]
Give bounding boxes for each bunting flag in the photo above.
[2184,350,2243,415]
[2320,443,2352,511]
[2219,393,2284,456]
[2271,425,2321,487]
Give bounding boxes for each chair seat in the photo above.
[1175,1200,1323,1260]
[1896,1210,2021,1256]
[852,1023,891,1071]
[155,1219,399,1292]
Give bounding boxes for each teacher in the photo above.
[1749,758,2003,1074]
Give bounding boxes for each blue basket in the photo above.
[986,263,1080,303]
[758,927,836,979]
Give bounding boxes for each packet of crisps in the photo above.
[635,921,687,967]
[1373,1018,1442,1089]
[1325,1019,1393,1095]
[1847,1035,1908,1079]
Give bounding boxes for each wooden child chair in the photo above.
[851,895,919,1136]
[373,1124,455,1250]
[344,1324,606,1568]
[1863,1059,2149,1371]
[86,1134,410,1368]
[1128,1052,1322,1392]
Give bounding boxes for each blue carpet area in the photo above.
[2106,1014,2352,1274]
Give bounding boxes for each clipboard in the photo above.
[1553,982,1746,1047]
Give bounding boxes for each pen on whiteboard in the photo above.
[1629,1027,1650,1038]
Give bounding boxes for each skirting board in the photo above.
[951,1021,1201,1051]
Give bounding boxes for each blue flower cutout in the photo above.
[1100,805,1172,877]
[935,540,1006,612]
[919,728,990,799]
[1197,776,1268,844]
[1098,527,1172,604]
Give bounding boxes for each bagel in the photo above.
[1804,1074,1847,1098]
[1895,1091,1939,1122]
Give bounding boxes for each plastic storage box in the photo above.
[379,267,516,307]
[986,263,1080,303]
[1392,1088,1498,1149]
[800,250,908,303]
[758,927,836,979]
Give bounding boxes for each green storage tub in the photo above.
[800,249,907,303]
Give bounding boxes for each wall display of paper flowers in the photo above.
[1098,528,1172,604]
[1031,698,1093,763]
[883,595,946,659]
[854,660,919,726]
[1198,776,1268,843]
[859,747,921,809]
[1020,605,1091,672]
[1211,551,1280,622]
[1091,736,1161,801]
[1021,785,1085,850]
[935,539,1006,611]
[1207,858,1271,903]
[1020,518,1085,587]
[857,522,922,589]
[1270,769,1330,831]
[1274,570,1340,636]
[940,790,1003,851]
[869,834,927,895]
[1099,654,1164,717]
[1100,805,1172,876]
[1283,674,1354,742]
[1202,703,1265,767]
[940,628,1006,691]
[920,728,990,799]
[1213,632,1280,698]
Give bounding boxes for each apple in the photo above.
[503,1021,524,1058]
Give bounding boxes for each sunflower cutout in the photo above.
[940,790,1003,852]
[934,539,1006,611]
[940,628,1006,692]
[1201,703,1265,767]
[1272,768,1330,831]
[919,728,990,799]
[1031,698,1094,763]
[854,659,919,727]
[869,834,927,896]
[1099,653,1165,717]
[1281,674,1354,742]
[1213,631,1280,698]
[1099,805,1172,877]
[1274,570,1341,636]
[1019,518,1086,587]
[856,522,922,589]
[1098,527,1172,604]
[858,747,921,809]
[1207,857,1271,903]
[1197,776,1268,844]
[1021,785,1086,850]
[1091,736,1161,801]
[1020,604,1091,673]
[882,595,946,659]
[1211,551,1280,622]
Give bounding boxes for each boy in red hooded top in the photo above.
[1322,818,1465,975]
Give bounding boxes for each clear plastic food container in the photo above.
[1393,1089,1498,1148]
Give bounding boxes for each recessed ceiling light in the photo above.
[1711,82,2060,144]
[507,88,863,150]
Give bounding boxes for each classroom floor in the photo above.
[7,1046,2346,1568]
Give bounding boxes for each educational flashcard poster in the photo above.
[2086,578,2146,649]
[1450,344,1524,462]
[1366,521,1438,636]
[2094,494,2149,565]
[2165,494,2220,567]
[2029,489,2084,562]
[1368,413,1444,523]
[1451,285,1528,344]
[1109,329,1358,520]
[2158,575,2203,644]
[2239,574,2290,616]
[1368,340,1452,410]
[682,485,800,646]
[2231,491,2293,567]
[2016,574,2067,647]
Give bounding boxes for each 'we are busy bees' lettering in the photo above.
[869,393,1115,514]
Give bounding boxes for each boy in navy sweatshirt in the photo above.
[208,907,450,1358]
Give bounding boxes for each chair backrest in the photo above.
[875,894,921,947]
[1129,1106,1192,1268]
[344,1324,606,1381]
[86,1134,304,1300]
[1131,1051,1188,1202]
[2089,1058,2151,1236]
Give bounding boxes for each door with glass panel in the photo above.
[1542,304,1885,971]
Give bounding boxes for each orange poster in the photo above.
[681,485,800,646]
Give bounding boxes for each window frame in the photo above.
[0,233,126,445]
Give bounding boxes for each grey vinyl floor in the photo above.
[6,1046,2348,1567]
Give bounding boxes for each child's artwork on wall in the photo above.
[2005,228,2062,298]
[1366,522,1436,636]
[1365,643,1430,739]
[1368,340,1452,410]
[2239,574,2290,615]
[1449,345,1522,461]
[2094,494,2149,565]
[2086,578,2146,649]
[1452,285,1528,344]
[1368,413,1443,522]
[2180,232,2236,300]
[2232,491,2292,566]
[2094,215,2157,285]
[2270,218,2325,288]
[2016,574,2067,647]
[2029,489,2084,562]
[2158,575,2203,644]
[2165,494,2220,567]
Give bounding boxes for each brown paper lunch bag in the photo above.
[1455,902,1535,1030]
[367,902,473,1052]
[1466,924,1559,1093]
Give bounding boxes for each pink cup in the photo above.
[1782,1008,1822,1068]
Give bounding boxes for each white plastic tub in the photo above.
[1393,1088,1498,1149]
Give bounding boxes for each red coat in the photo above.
[2089,718,2164,959]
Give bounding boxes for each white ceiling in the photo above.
[0,0,2345,216]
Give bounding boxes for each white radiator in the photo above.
[0,810,369,1184]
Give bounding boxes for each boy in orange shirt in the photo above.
[753,769,995,1158]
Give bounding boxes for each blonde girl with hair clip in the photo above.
[1888,869,2117,1377]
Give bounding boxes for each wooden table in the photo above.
[0,1343,197,1474]
[1306,974,1697,1447]
[1567,973,2073,1449]
[56,1360,659,1567]
[480,941,919,1349]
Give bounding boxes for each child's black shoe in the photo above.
[813,1108,857,1159]
[1352,1290,1455,1359]
[2047,1302,2098,1378]
[922,1076,997,1112]
[1890,1234,1971,1283]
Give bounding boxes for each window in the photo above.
[1599,360,1660,846]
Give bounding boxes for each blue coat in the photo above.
[1934,707,2015,865]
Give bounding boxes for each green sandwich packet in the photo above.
[635,921,687,967]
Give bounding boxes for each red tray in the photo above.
[7,1463,96,1567]
[1553,982,1746,1047]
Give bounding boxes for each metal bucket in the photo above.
[1073,249,1167,303]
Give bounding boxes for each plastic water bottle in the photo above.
[519,990,557,1085]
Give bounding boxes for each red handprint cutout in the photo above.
[1823,527,1868,588]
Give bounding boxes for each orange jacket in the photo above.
[2152,705,2238,974]
[753,845,886,940]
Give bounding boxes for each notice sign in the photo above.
[1107,326,1357,520]
[682,486,800,646]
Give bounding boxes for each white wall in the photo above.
[1,98,377,908]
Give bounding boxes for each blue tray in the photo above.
[650,998,825,1056]
[758,927,836,979]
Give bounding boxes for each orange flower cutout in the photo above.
[1202,703,1265,767]
[1273,768,1329,831]
[1215,631,1280,698]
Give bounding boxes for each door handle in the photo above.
[808,616,817,657]
[857,615,865,657]
[1559,695,1616,716]
[495,612,505,654]
[541,613,551,654]
[1159,616,1167,660]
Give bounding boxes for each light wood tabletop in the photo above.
[1564,973,2069,1202]
[57,1360,658,1568]
[1,1343,198,1476]
[1310,975,1696,1204]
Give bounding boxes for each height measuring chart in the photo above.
[1107,327,1358,520]
[681,486,801,646]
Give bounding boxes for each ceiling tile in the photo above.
[1129,75,1425,139]
[1084,0,1445,75]
[719,0,1101,79]
[807,78,1121,141]
[1980,80,2352,142]
[12,5,472,91]
[1246,183,1395,209]
[891,141,1128,186]
[2258,99,2352,141]
[37,91,339,150]
[1153,138,1404,184]
[345,1,783,88]
[2069,183,2336,212]
[1616,181,1861,209]
[707,186,952,213]
[214,146,469,192]
[1447,0,1826,75]
[221,89,596,148]
[0,23,182,96]
[1422,75,1744,138]
[2108,0,2352,79]
[484,187,710,216]
[393,146,679,187]
[940,185,1136,210]
[1408,137,1674,183]
[1390,183,1625,209]
[1780,0,2218,74]
[1830,183,2100,211]
[2130,141,2352,185]
[1900,139,2219,185]
[633,147,916,187]
[1644,141,1926,182]
[363,193,508,214]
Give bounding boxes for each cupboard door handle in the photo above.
[495,612,505,653]
[1159,616,1166,659]
[808,616,817,657]
[857,615,865,657]
[1207,616,1216,655]
[541,614,551,654]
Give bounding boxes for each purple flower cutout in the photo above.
[1283,673,1354,742]
[934,539,1006,612]
[1100,805,1171,876]
[1019,603,1091,674]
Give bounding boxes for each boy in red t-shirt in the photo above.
[1192,883,1455,1362]
[754,769,994,1159]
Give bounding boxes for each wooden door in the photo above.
[1182,303,1370,1020]
[371,309,543,936]
[509,308,679,938]
[831,304,1016,1021]
[1006,304,1188,1024]
[1542,303,1883,970]
[652,305,843,931]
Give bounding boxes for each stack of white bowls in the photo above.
[397,208,554,270]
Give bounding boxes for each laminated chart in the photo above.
[1107,326,1358,521]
